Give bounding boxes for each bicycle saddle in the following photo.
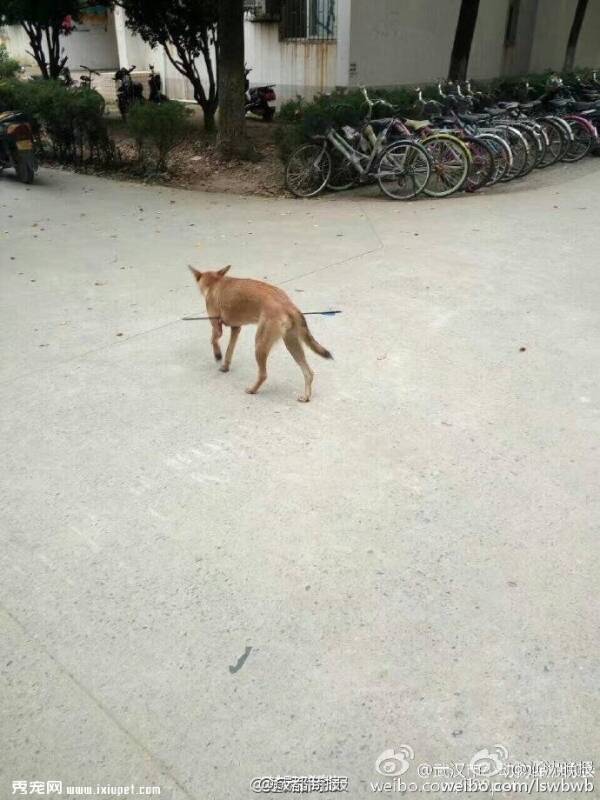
[459,112,488,123]
[482,107,508,117]
[404,119,430,131]
[572,100,600,111]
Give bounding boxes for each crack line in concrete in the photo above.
[278,243,382,287]
[1,259,381,392]
[0,602,199,800]
[1,206,383,389]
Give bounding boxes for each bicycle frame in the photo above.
[325,118,397,177]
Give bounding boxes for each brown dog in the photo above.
[189,266,332,402]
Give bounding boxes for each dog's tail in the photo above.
[297,313,333,359]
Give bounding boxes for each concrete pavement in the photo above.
[1,164,599,799]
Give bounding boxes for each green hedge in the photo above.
[0,78,193,172]
[0,77,115,165]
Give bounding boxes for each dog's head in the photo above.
[189,265,231,296]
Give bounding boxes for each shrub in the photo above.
[0,77,21,110]
[0,77,114,165]
[278,95,306,123]
[126,101,192,170]
[0,44,20,79]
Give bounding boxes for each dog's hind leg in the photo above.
[210,319,223,362]
[246,321,280,395]
[220,326,241,373]
[283,331,314,403]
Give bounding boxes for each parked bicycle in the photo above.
[286,71,600,200]
[286,115,431,200]
[79,65,101,90]
[357,87,472,198]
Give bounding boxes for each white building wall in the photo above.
[0,24,35,67]
[529,0,578,72]
[346,0,522,85]
[61,11,119,70]
[1,12,119,71]
[575,0,600,67]
[348,0,600,88]
[5,1,600,106]
[245,20,337,103]
[469,0,512,79]
[501,0,539,77]
[347,0,461,87]
[157,19,337,105]
[335,0,352,87]
[113,8,156,72]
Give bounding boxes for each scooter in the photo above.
[114,65,143,119]
[0,110,37,184]
[245,67,276,121]
[59,65,74,87]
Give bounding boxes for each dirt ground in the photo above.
[107,112,286,197]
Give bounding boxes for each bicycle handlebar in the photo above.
[360,87,400,119]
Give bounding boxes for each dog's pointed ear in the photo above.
[188,265,202,281]
[218,265,231,277]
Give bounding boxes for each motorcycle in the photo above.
[114,65,143,119]
[148,64,168,103]
[244,67,276,121]
[79,64,101,90]
[0,111,37,184]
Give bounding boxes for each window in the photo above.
[281,0,336,40]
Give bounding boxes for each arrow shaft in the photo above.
[182,310,341,321]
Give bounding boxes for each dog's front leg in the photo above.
[210,319,223,362]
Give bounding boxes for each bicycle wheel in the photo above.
[537,118,565,167]
[513,122,545,170]
[285,143,331,197]
[377,141,431,200]
[562,119,594,162]
[546,116,574,161]
[478,133,512,184]
[327,147,358,191]
[421,134,470,197]
[497,126,529,181]
[514,124,538,176]
[462,135,495,192]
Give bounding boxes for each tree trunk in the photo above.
[217,0,251,158]
[448,0,481,82]
[167,39,218,133]
[22,22,49,78]
[47,26,62,79]
[202,101,218,133]
[564,0,589,72]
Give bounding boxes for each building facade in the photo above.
[2,0,600,105]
